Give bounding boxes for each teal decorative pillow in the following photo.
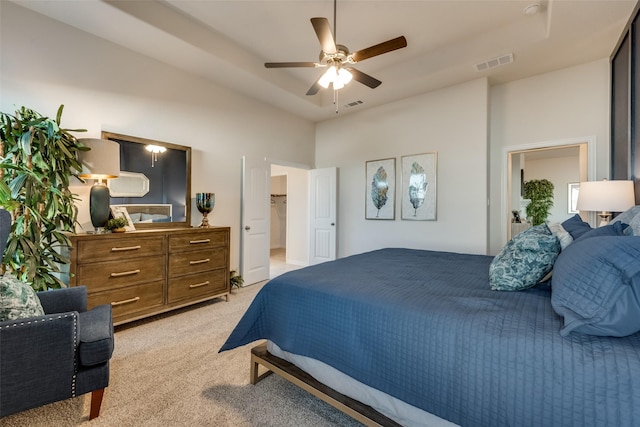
[0,273,45,321]
[489,224,561,291]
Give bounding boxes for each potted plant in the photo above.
[0,105,87,291]
[105,217,127,233]
[230,269,244,289]
[523,179,555,226]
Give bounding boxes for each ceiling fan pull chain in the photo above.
[334,89,339,114]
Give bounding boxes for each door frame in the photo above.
[501,136,596,246]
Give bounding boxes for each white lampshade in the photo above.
[78,138,120,180]
[576,180,635,213]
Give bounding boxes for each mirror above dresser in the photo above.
[102,131,192,229]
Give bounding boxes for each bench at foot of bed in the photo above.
[250,343,402,427]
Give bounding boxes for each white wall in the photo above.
[316,79,490,256]
[0,2,316,270]
[489,59,611,254]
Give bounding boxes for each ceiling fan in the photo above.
[264,0,407,96]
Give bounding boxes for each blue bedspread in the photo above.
[220,248,640,426]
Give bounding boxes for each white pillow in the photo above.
[548,222,573,249]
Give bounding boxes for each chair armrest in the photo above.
[0,312,79,417]
[37,286,87,314]
[78,305,114,367]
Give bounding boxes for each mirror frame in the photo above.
[101,131,192,229]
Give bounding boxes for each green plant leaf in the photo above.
[1,105,85,290]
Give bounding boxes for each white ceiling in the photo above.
[13,0,637,122]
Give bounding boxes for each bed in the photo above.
[220,214,640,427]
[110,204,172,223]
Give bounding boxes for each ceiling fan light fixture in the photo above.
[338,68,352,85]
[319,65,352,90]
[319,65,337,88]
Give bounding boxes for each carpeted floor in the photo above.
[2,282,363,426]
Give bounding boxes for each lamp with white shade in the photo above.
[575,179,635,226]
[77,138,120,233]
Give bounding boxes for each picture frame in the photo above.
[365,158,395,220]
[568,182,580,214]
[401,152,437,221]
[110,205,136,231]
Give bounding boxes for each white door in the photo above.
[241,156,270,285]
[309,167,337,264]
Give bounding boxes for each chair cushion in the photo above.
[78,305,114,366]
[0,273,45,321]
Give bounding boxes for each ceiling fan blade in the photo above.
[311,17,337,54]
[265,62,318,68]
[347,68,382,89]
[351,36,407,63]
[306,77,322,96]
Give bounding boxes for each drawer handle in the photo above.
[111,245,142,252]
[111,296,140,306]
[189,258,210,265]
[189,281,210,289]
[110,269,141,277]
[189,239,211,245]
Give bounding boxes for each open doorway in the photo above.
[269,173,288,277]
[269,164,309,278]
[505,139,593,242]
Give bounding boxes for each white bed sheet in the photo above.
[267,340,458,427]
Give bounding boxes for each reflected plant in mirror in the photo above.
[102,131,191,229]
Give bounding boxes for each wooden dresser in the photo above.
[68,227,230,325]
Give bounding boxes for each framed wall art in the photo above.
[110,205,136,231]
[365,158,395,220]
[568,182,579,214]
[401,152,437,221]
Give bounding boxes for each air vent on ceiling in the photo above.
[475,53,514,72]
[343,100,364,109]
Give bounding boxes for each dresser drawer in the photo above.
[76,236,166,263]
[169,230,227,253]
[76,256,165,292]
[168,269,227,303]
[168,248,226,278]
[88,280,164,320]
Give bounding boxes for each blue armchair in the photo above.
[0,209,114,419]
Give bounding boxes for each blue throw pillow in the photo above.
[561,214,592,239]
[489,224,561,291]
[551,235,640,337]
[611,205,640,235]
[574,221,628,242]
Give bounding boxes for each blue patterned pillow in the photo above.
[489,224,561,291]
[551,235,640,337]
[0,273,45,321]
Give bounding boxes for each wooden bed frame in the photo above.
[250,343,403,427]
